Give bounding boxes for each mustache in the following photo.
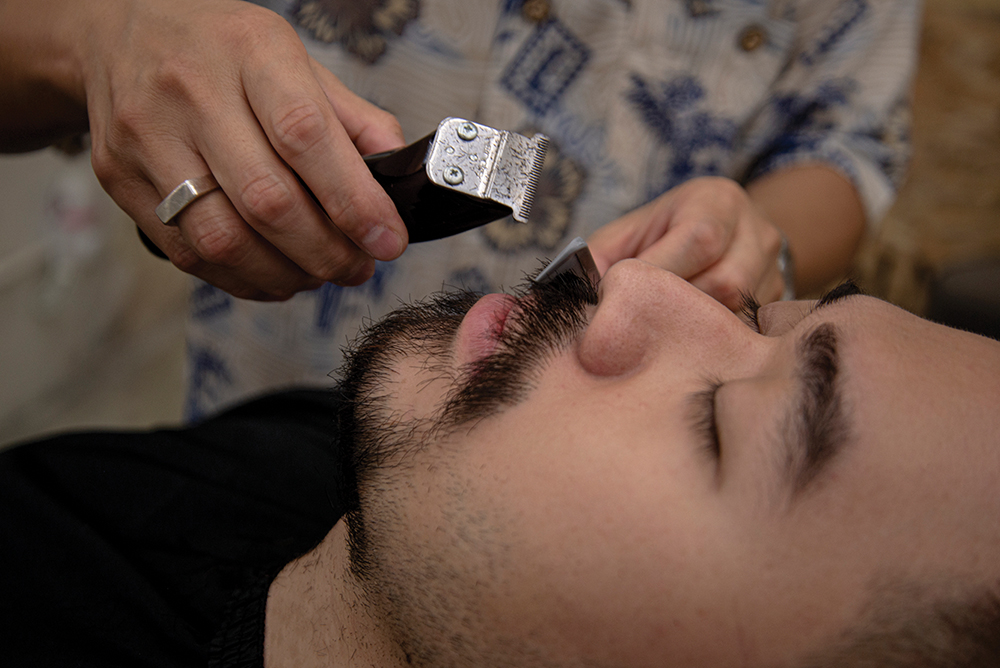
[336,268,599,489]
[436,270,599,429]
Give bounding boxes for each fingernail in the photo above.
[362,225,404,260]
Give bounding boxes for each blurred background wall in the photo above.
[0,0,998,448]
[0,149,187,447]
[854,0,1000,316]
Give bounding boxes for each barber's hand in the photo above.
[588,177,786,310]
[83,0,407,300]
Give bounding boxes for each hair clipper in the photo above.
[364,118,549,241]
[137,118,547,258]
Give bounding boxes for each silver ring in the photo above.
[155,174,220,225]
[777,232,796,301]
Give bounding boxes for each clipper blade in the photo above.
[534,237,600,290]
[425,118,549,223]
[515,133,548,223]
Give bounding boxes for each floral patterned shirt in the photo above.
[184,0,920,420]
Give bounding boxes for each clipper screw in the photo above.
[457,123,478,141]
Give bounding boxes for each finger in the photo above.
[687,218,784,310]
[195,96,380,287]
[630,209,734,281]
[136,161,341,300]
[309,58,405,156]
[586,198,670,275]
[589,192,736,280]
[173,184,371,294]
[242,48,407,262]
[756,268,786,306]
[688,257,782,311]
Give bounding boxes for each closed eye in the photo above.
[690,292,758,463]
[690,378,723,460]
[691,282,863,478]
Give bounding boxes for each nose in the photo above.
[577,259,752,377]
[756,300,816,337]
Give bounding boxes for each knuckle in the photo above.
[323,193,359,231]
[704,273,745,309]
[238,171,297,224]
[146,55,203,107]
[687,220,728,261]
[313,250,373,285]
[110,94,149,136]
[167,243,205,275]
[271,100,329,156]
[89,144,119,189]
[712,176,743,198]
[324,189,389,238]
[686,176,744,211]
[188,219,253,267]
[226,5,291,45]
[97,106,151,170]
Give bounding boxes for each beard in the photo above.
[336,268,598,492]
[330,269,599,667]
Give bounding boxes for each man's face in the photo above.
[341,259,1000,668]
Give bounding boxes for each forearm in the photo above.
[0,0,90,151]
[745,164,866,296]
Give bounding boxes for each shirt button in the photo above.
[739,24,768,52]
[522,0,551,23]
[688,0,712,16]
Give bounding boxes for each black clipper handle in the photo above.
[363,133,512,242]
[133,142,507,259]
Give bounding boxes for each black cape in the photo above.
[0,389,346,668]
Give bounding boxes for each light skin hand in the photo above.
[588,176,786,310]
[2,0,408,300]
[588,166,866,308]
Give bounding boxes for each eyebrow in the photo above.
[784,282,862,496]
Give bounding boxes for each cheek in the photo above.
[371,356,774,666]
[446,375,751,657]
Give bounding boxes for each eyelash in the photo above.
[739,293,762,333]
[692,378,723,459]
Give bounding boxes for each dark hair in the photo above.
[801,581,1000,667]
[333,290,483,580]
